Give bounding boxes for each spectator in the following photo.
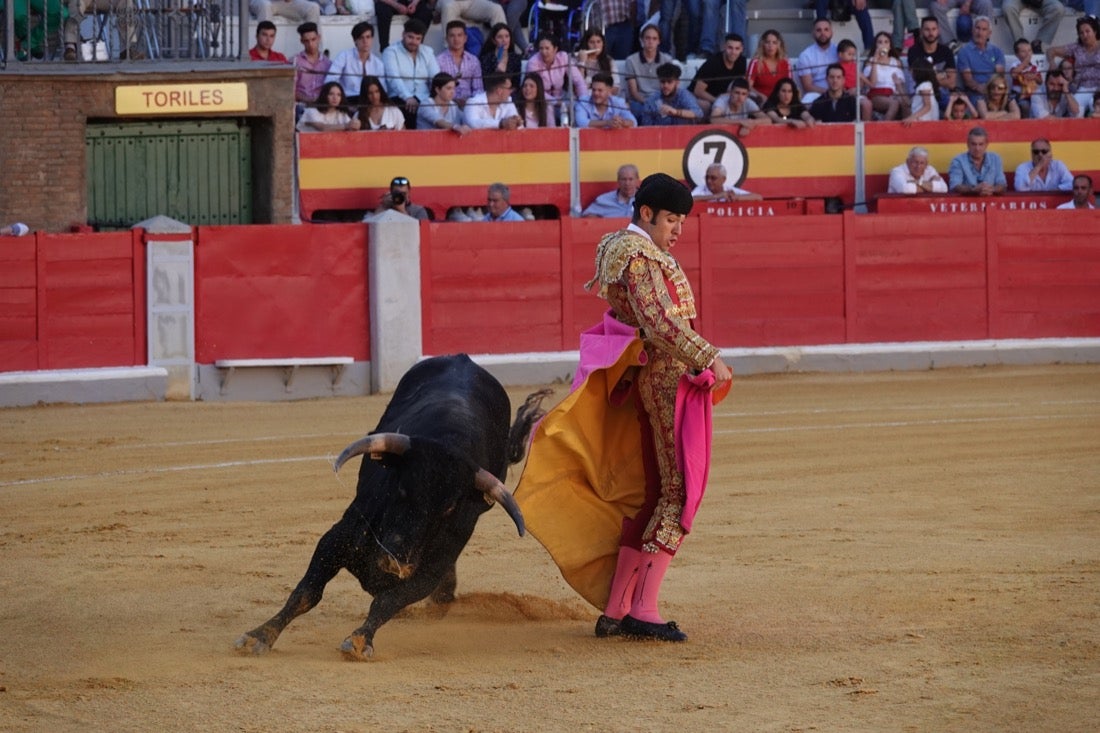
[480,23,524,99]
[709,77,768,134]
[948,126,1006,196]
[837,39,861,94]
[1047,16,1100,117]
[294,22,331,111]
[1003,0,1064,55]
[763,77,816,128]
[372,176,433,220]
[526,33,589,114]
[297,82,362,131]
[382,19,441,130]
[1009,37,1043,118]
[577,29,622,96]
[908,16,958,112]
[1014,138,1074,192]
[360,76,407,129]
[957,15,1006,104]
[928,0,994,50]
[438,0,506,35]
[374,0,434,51]
[581,164,640,217]
[64,0,141,62]
[892,0,920,51]
[250,0,321,25]
[642,63,704,125]
[945,90,980,119]
[797,18,839,104]
[1057,175,1096,209]
[436,21,484,109]
[418,73,473,134]
[250,20,290,62]
[691,163,762,201]
[862,32,908,120]
[519,73,558,128]
[574,73,638,128]
[658,0,701,60]
[625,25,676,120]
[1029,68,1081,118]
[888,146,948,193]
[690,33,748,119]
[726,0,747,43]
[977,74,1022,120]
[464,75,524,129]
[814,0,873,51]
[326,22,385,105]
[495,0,530,55]
[0,222,30,237]
[484,182,525,221]
[903,80,940,123]
[811,64,863,122]
[746,29,792,104]
[599,0,636,60]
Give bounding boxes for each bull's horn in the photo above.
[474,468,525,537]
[334,433,412,472]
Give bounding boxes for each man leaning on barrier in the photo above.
[64,0,142,61]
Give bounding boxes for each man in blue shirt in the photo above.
[581,164,640,218]
[574,74,638,129]
[955,15,1005,104]
[484,182,526,222]
[949,126,1007,196]
[642,63,704,126]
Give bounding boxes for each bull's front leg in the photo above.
[429,562,457,604]
[340,571,441,661]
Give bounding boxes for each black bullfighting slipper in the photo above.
[594,614,621,637]
[620,615,688,642]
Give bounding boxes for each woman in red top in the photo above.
[746,29,791,104]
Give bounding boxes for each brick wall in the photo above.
[0,66,295,232]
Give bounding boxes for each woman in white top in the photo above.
[902,79,940,124]
[359,76,406,131]
[297,82,362,132]
[519,73,558,128]
[861,32,908,121]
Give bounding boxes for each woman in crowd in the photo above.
[746,29,791,105]
[761,77,815,128]
[977,73,1021,120]
[526,32,589,112]
[576,29,622,97]
[297,82,362,132]
[418,73,472,135]
[1047,15,1100,117]
[480,23,524,101]
[359,76,406,130]
[861,31,909,121]
[519,73,558,128]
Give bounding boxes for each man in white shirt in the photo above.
[464,75,523,129]
[1014,139,1074,192]
[797,18,838,104]
[888,146,949,194]
[326,22,384,102]
[1057,175,1096,210]
[382,19,441,129]
[690,163,761,201]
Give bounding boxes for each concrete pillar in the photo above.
[138,216,196,401]
[366,210,423,393]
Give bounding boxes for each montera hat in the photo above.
[634,173,693,216]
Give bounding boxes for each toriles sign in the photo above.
[116,84,249,115]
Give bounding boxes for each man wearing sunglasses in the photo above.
[370,177,432,221]
[1013,139,1074,192]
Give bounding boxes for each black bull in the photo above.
[235,354,550,660]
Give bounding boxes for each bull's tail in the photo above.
[506,388,553,465]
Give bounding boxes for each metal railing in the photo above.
[2,0,246,65]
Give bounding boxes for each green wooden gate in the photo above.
[86,120,252,229]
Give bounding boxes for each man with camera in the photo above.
[368,177,432,221]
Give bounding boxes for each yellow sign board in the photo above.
[116,83,248,115]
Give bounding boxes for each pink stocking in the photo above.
[603,546,642,620]
[629,550,674,624]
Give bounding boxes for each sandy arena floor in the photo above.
[1,365,1097,732]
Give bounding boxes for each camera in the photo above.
[390,191,407,206]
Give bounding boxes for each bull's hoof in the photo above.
[339,634,374,661]
[234,633,272,656]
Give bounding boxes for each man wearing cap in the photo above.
[368,177,431,220]
[515,173,733,643]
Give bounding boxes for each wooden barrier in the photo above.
[875,192,1068,214]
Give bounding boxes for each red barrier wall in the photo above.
[194,224,371,363]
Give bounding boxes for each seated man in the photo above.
[689,33,748,120]
[887,146,948,194]
[382,19,441,130]
[948,126,1006,196]
[294,23,331,110]
[809,64,866,123]
[436,21,484,109]
[1057,175,1095,210]
[1014,139,1074,193]
[368,176,432,221]
[484,182,525,221]
[709,77,766,133]
[581,164,640,218]
[956,15,1006,104]
[326,22,385,104]
[1029,70,1081,119]
[641,63,704,126]
[691,163,762,202]
[464,75,523,129]
[250,20,290,62]
[574,73,638,129]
